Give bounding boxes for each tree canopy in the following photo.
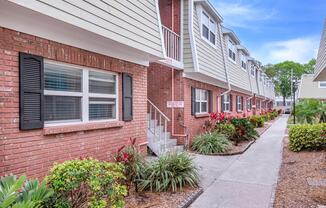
[263,59,316,104]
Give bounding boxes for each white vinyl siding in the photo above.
[224,36,251,92]
[186,4,227,82]
[10,0,163,58]
[195,89,208,114]
[183,0,194,70]
[44,61,118,126]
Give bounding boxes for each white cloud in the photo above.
[213,1,277,29]
[252,37,319,64]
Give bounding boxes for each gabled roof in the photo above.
[222,26,240,44]
[236,45,250,56]
[195,0,223,22]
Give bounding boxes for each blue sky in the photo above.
[211,0,326,65]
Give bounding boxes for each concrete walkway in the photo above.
[191,115,288,208]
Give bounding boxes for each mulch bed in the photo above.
[273,131,326,208]
[125,187,202,208]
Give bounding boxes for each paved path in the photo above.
[191,115,288,208]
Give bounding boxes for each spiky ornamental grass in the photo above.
[138,152,199,192]
[191,131,231,154]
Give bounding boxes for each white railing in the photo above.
[162,25,181,61]
[147,99,170,155]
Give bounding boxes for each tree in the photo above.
[302,59,316,74]
[263,60,313,105]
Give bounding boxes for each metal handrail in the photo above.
[147,99,170,121]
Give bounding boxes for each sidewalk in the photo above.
[191,115,289,208]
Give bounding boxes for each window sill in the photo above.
[43,121,125,135]
[194,113,210,118]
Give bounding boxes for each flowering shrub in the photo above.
[114,138,146,193]
[230,118,258,144]
[249,116,265,128]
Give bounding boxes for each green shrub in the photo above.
[289,123,326,152]
[0,175,53,208]
[215,123,236,140]
[46,158,127,208]
[249,116,265,128]
[191,131,231,154]
[295,99,326,124]
[231,118,259,144]
[138,153,199,192]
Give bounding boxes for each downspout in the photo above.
[246,61,255,114]
[219,25,231,97]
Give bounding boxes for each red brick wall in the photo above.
[0,27,148,178]
[159,0,181,34]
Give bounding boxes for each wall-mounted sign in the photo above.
[167,101,184,108]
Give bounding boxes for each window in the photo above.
[222,94,230,112]
[228,40,236,62]
[44,62,118,125]
[201,11,216,45]
[259,71,262,81]
[240,54,247,70]
[256,100,261,109]
[246,99,252,111]
[236,96,243,111]
[319,81,326,88]
[195,88,208,114]
[250,65,255,76]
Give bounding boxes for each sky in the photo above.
[211,0,326,65]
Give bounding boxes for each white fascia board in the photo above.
[221,26,241,44]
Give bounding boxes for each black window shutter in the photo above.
[236,96,239,112]
[19,52,44,130]
[230,94,233,112]
[208,90,212,113]
[241,97,244,111]
[191,87,196,115]
[221,95,224,112]
[122,73,133,121]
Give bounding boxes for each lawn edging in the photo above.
[177,187,204,208]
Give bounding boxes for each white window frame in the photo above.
[250,65,255,77]
[228,39,237,63]
[44,60,119,127]
[195,88,208,114]
[246,99,252,111]
[240,53,247,71]
[318,81,326,88]
[223,94,230,112]
[201,10,217,46]
[237,96,243,112]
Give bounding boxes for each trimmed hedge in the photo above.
[289,123,326,152]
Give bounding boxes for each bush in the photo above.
[295,99,326,124]
[138,153,199,192]
[289,123,326,152]
[0,175,53,208]
[231,118,258,144]
[215,123,236,140]
[46,158,127,208]
[191,131,231,154]
[114,138,146,193]
[249,116,265,128]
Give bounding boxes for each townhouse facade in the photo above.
[0,0,275,177]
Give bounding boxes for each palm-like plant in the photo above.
[0,175,53,208]
[295,99,326,124]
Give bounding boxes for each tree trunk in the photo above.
[283,96,286,106]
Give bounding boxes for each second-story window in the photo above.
[228,40,236,61]
[250,65,255,76]
[241,54,247,70]
[201,12,216,45]
[319,81,326,88]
